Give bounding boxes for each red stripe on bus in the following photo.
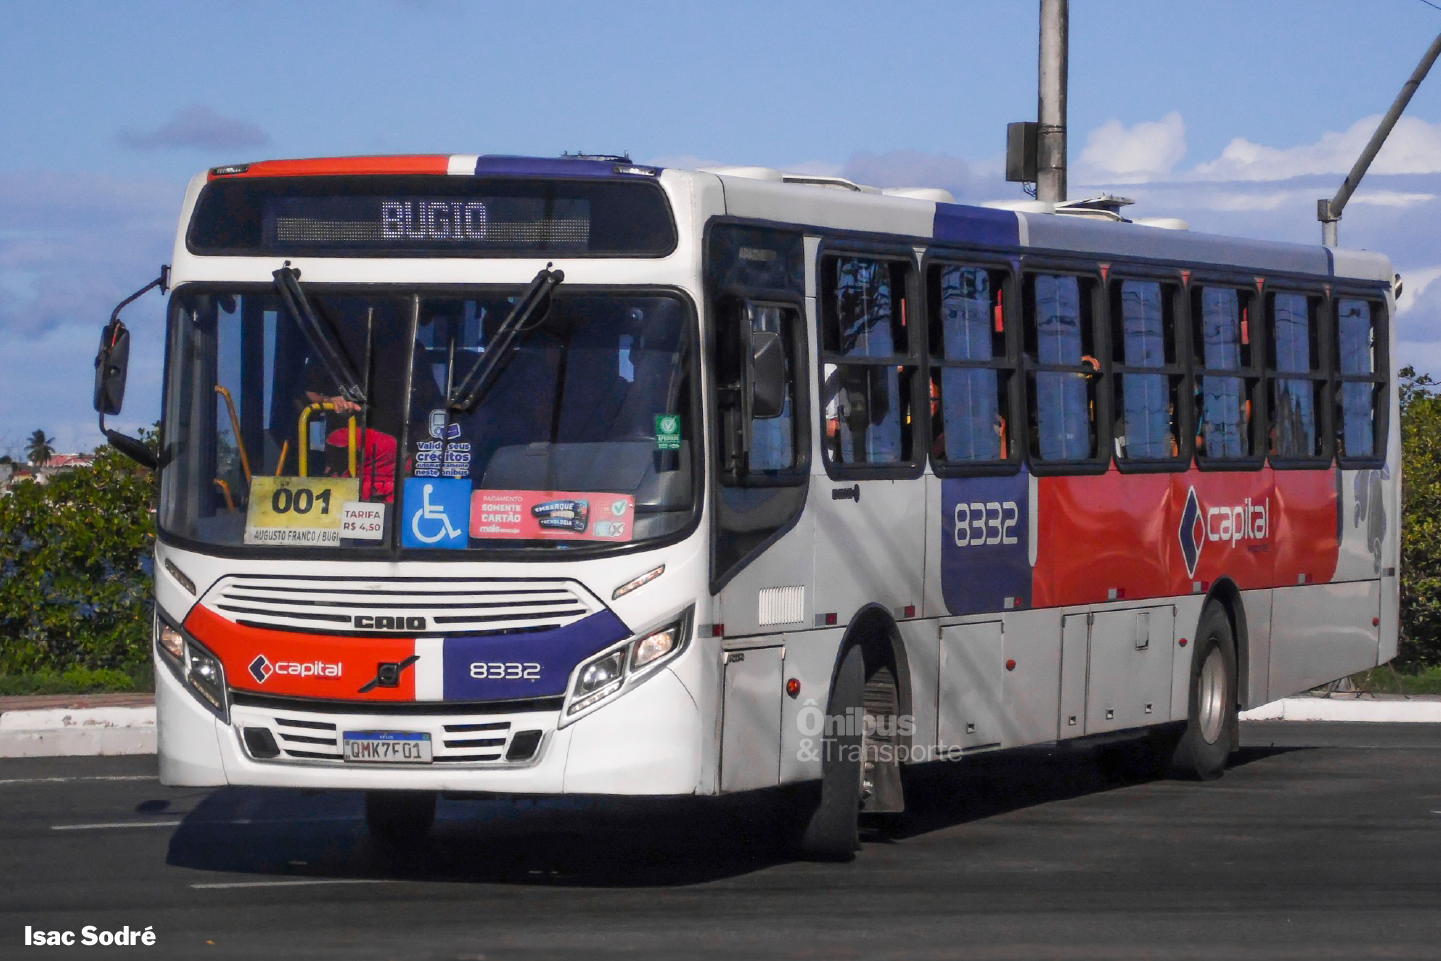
[209,155,450,180]
[183,604,417,701]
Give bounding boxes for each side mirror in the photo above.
[93,318,131,416]
[748,329,787,419]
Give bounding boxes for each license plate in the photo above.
[342,731,432,764]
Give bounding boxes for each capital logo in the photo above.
[249,654,274,684]
[1178,487,1204,578]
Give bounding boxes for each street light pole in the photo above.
[1036,0,1068,204]
[1319,31,1441,247]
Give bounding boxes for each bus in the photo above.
[91,154,1400,860]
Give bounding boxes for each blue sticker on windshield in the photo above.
[402,477,470,549]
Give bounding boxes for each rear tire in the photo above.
[1169,605,1238,780]
[798,645,865,861]
[365,790,436,844]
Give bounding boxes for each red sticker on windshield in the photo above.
[470,490,635,541]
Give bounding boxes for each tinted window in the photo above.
[1336,297,1385,461]
[1025,274,1098,462]
[1268,292,1322,459]
[1112,280,1180,461]
[821,255,917,468]
[929,265,1011,465]
[1192,287,1255,460]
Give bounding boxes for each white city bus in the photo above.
[92,154,1399,860]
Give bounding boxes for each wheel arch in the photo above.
[827,603,914,752]
[1201,577,1250,707]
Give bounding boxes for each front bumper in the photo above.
[156,648,703,795]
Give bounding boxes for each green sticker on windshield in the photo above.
[655,414,682,450]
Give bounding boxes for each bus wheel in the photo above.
[1169,604,1238,780]
[798,644,866,861]
[364,790,436,844]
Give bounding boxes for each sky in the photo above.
[3,0,1441,455]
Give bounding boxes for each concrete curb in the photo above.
[1241,696,1441,723]
[0,706,156,758]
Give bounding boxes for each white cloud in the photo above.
[1076,111,1187,183]
[1193,114,1441,182]
[1348,190,1437,208]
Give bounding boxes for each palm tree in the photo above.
[26,430,55,468]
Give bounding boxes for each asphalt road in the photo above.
[2,722,1439,960]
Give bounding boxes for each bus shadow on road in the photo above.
[163,740,1305,887]
[871,740,1307,843]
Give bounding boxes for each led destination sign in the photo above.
[188,175,675,258]
[268,196,588,248]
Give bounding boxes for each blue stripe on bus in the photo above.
[440,608,631,701]
[471,156,661,179]
[933,203,1021,249]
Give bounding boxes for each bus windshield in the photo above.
[159,287,698,553]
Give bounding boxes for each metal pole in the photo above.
[1320,30,1441,246]
[1037,0,1068,203]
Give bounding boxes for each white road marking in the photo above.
[0,775,154,787]
[51,821,183,831]
[190,879,395,890]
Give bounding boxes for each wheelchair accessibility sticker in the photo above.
[402,477,471,549]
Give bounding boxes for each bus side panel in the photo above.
[1267,581,1380,698]
[811,478,926,629]
[1238,589,1273,710]
[999,607,1063,748]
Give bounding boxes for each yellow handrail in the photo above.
[214,385,252,483]
[297,402,358,476]
[214,478,235,512]
[275,439,289,476]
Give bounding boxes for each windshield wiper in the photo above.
[448,264,565,413]
[272,266,365,405]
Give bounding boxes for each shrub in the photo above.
[0,445,156,675]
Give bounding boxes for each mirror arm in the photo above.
[108,267,169,329]
[97,413,159,471]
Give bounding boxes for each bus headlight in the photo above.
[631,624,679,668]
[562,610,692,723]
[156,614,229,722]
[184,639,228,720]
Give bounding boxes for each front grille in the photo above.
[230,704,552,767]
[200,575,601,636]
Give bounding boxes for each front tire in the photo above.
[1169,605,1238,780]
[364,790,436,844]
[798,645,865,861]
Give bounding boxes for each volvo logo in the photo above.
[352,615,428,631]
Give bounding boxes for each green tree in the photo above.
[25,430,55,467]
[0,443,156,675]
[1398,365,1441,669]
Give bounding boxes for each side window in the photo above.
[1023,272,1101,464]
[1110,279,1183,464]
[1335,297,1387,463]
[1267,291,1327,462]
[1191,286,1259,463]
[928,263,1013,467]
[706,223,809,592]
[820,255,919,469]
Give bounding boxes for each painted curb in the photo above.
[0,706,156,758]
[1241,697,1441,723]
